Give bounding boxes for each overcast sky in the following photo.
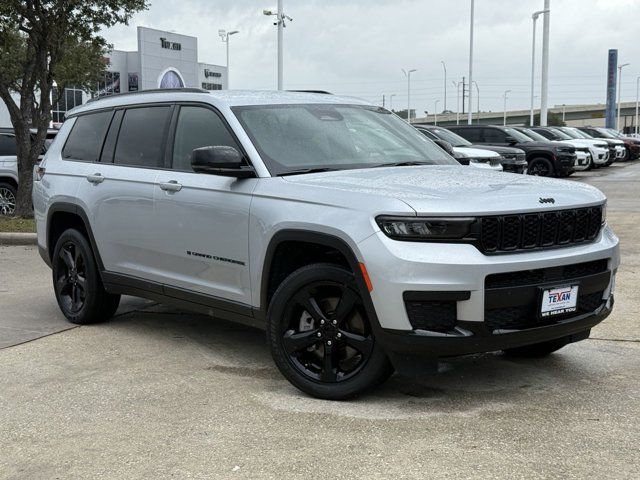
[102,0,640,116]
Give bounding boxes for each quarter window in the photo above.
[172,106,240,171]
[114,106,172,168]
[62,111,113,161]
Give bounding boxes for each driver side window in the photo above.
[172,106,241,171]
[482,128,507,143]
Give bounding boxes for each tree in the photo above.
[525,112,566,127]
[0,1,147,218]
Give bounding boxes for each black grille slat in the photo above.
[485,259,608,289]
[479,206,602,254]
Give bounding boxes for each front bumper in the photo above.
[573,151,591,171]
[555,152,576,175]
[501,158,528,174]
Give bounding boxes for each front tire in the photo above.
[267,264,393,400]
[52,228,120,324]
[527,157,555,177]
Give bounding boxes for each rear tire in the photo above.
[527,157,555,177]
[52,228,120,324]
[0,182,17,216]
[267,263,393,400]
[503,336,571,358]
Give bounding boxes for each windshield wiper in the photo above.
[370,161,430,168]
[278,167,340,177]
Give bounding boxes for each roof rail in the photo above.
[86,87,210,104]
[287,90,333,95]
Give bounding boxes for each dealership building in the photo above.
[0,26,228,127]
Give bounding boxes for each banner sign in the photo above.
[605,49,617,129]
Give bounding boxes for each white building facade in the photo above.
[0,26,227,127]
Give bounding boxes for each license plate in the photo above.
[540,285,579,318]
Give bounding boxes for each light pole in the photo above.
[218,29,239,89]
[263,1,292,90]
[617,62,630,131]
[503,90,511,126]
[636,77,640,137]
[453,80,461,124]
[562,103,566,123]
[472,81,479,124]
[530,9,548,126]
[441,61,447,112]
[389,93,396,112]
[540,0,551,126]
[434,100,440,125]
[467,0,475,125]
[402,68,417,123]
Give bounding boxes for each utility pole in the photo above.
[467,0,475,125]
[540,0,551,126]
[263,0,292,90]
[462,76,466,115]
[402,68,417,123]
[617,63,630,131]
[441,61,447,112]
[382,94,385,108]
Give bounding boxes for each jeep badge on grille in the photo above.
[539,197,555,204]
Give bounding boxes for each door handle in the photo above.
[86,173,104,184]
[159,180,182,192]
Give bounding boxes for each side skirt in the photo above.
[102,271,265,330]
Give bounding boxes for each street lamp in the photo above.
[472,81,480,124]
[530,9,549,126]
[503,90,511,126]
[434,100,440,125]
[617,62,630,131]
[540,0,551,126]
[636,77,640,137]
[562,103,566,123]
[402,68,417,123]
[441,61,447,112]
[218,29,239,89]
[263,1,293,90]
[467,0,475,125]
[389,93,396,112]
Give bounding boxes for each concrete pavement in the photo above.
[0,162,639,479]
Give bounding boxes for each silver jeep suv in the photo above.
[34,89,619,399]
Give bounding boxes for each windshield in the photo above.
[233,104,457,175]
[428,127,472,147]
[518,128,550,142]
[503,127,534,143]
[604,128,622,138]
[569,128,593,139]
[548,128,573,140]
[593,128,616,138]
[557,127,583,139]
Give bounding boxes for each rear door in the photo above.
[75,105,173,278]
[151,104,256,305]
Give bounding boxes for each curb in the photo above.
[0,232,38,246]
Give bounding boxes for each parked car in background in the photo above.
[448,125,576,177]
[577,127,629,161]
[553,127,612,167]
[514,127,592,171]
[415,125,527,174]
[600,127,640,160]
[0,128,58,216]
[526,126,607,169]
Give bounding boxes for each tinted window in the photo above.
[0,134,17,156]
[172,106,240,171]
[62,111,113,161]
[452,128,481,142]
[114,106,172,168]
[483,128,507,143]
[532,128,555,140]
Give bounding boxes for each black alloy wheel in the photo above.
[527,158,554,177]
[55,240,88,314]
[268,264,393,399]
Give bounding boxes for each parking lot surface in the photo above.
[1,163,639,479]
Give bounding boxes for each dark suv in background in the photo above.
[579,126,640,161]
[414,125,527,174]
[449,125,576,177]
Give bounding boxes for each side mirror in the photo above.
[191,146,255,178]
[505,136,517,145]
[433,139,455,156]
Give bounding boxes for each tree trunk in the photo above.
[13,124,38,219]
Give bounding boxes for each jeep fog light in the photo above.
[376,216,476,240]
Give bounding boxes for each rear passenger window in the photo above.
[454,128,480,143]
[482,128,506,143]
[172,106,241,171]
[62,111,113,161]
[0,134,17,156]
[114,106,172,168]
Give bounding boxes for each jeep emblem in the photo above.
[539,197,555,204]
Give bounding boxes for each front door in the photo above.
[152,104,256,305]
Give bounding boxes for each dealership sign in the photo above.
[204,69,221,78]
[605,49,617,129]
[160,37,182,51]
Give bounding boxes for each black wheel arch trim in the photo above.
[257,229,383,333]
[45,202,105,274]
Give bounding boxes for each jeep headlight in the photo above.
[376,216,476,240]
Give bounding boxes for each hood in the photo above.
[453,147,500,158]
[469,145,525,155]
[282,166,605,215]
